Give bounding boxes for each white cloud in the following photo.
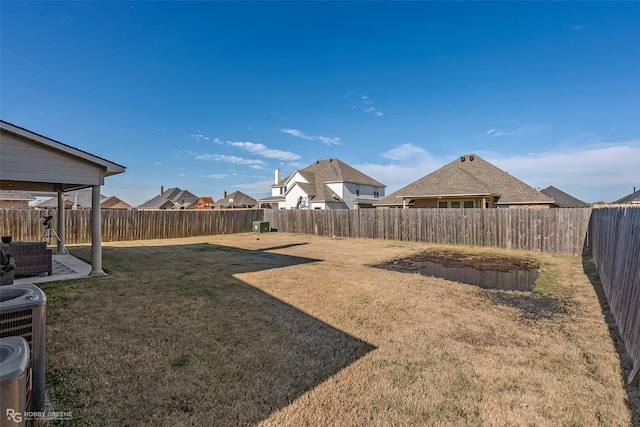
[280,129,341,146]
[227,141,301,161]
[381,143,430,161]
[192,153,266,169]
[357,141,640,203]
[204,174,226,179]
[281,128,313,140]
[357,144,441,193]
[318,136,341,145]
[486,128,524,137]
[191,133,210,142]
[487,143,640,189]
[287,161,307,169]
[232,179,274,198]
[359,93,383,117]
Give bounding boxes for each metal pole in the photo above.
[56,190,66,254]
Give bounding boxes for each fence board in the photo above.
[0,209,262,244]
[588,207,640,382]
[264,208,592,256]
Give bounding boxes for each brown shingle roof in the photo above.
[298,158,385,187]
[216,190,257,208]
[376,154,554,206]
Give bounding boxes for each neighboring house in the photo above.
[610,188,640,205]
[0,190,35,209]
[192,197,215,209]
[375,154,555,209]
[260,158,386,209]
[100,196,133,210]
[217,191,257,209]
[540,186,591,208]
[36,188,133,210]
[137,187,198,210]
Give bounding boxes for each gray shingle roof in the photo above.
[137,187,198,209]
[37,188,105,208]
[216,191,257,208]
[612,189,640,204]
[295,158,385,188]
[0,190,35,201]
[376,154,554,206]
[540,186,590,208]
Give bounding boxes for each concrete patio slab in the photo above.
[13,254,92,285]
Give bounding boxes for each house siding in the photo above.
[1,131,105,186]
[284,185,310,209]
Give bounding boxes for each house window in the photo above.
[373,187,380,198]
[438,201,448,208]
[451,201,461,208]
[356,184,360,196]
[464,201,474,208]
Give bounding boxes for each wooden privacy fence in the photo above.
[0,209,263,244]
[264,208,593,256]
[588,207,640,383]
[2,206,638,383]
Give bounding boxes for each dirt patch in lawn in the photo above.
[484,291,565,320]
[374,249,540,293]
[382,249,539,271]
[374,250,560,318]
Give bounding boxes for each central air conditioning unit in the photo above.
[0,284,47,413]
[0,336,31,424]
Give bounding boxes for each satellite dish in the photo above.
[229,198,234,204]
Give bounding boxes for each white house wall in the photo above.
[310,201,327,209]
[288,171,309,185]
[284,184,310,209]
[1,131,105,186]
[340,183,386,208]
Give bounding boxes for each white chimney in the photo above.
[275,167,281,185]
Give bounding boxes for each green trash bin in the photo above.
[252,221,270,233]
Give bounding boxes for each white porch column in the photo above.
[482,197,486,209]
[90,185,105,276]
[56,191,66,253]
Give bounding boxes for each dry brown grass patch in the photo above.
[40,233,636,426]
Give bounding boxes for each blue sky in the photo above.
[2,1,639,206]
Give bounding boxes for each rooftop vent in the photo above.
[460,156,466,162]
[470,155,475,161]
